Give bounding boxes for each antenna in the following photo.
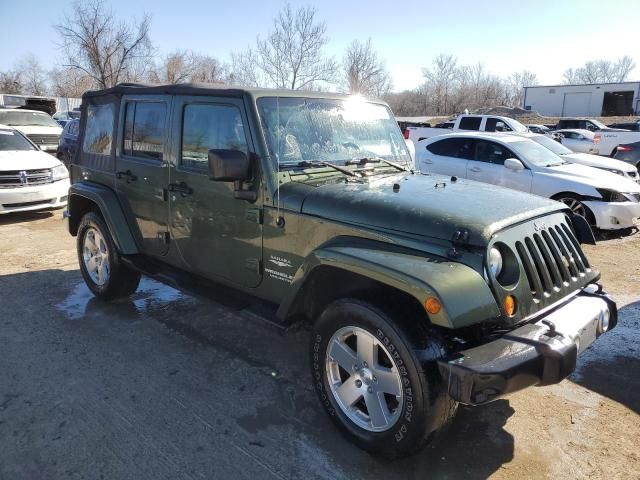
[276,95,281,221]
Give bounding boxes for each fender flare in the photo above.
[67,182,139,255]
[278,243,500,329]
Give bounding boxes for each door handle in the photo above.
[422,159,433,164]
[469,166,481,172]
[116,169,137,182]
[168,182,193,196]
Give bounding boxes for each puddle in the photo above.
[55,278,194,320]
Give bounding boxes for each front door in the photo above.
[115,95,171,257]
[466,140,533,192]
[168,96,262,288]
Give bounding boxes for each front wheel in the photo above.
[77,212,141,300]
[554,194,596,227]
[311,299,455,459]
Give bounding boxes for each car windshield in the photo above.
[0,129,36,151]
[508,120,529,133]
[509,140,567,167]
[530,135,573,155]
[257,96,411,170]
[0,110,59,127]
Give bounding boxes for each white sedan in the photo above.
[526,133,639,183]
[555,129,597,154]
[0,124,70,214]
[415,132,640,230]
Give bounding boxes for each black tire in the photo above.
[311,299,455,459]
[552,193,596,227]
[77,212,141,300]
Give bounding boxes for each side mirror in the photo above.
[208,149,250,182]
[495,122,506,132]
[504,158,525,171]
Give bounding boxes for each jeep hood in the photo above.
[282,173,564,246]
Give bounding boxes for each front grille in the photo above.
[0,169,52,188]
[26,134,59,145]
[629,193,640,202]
[515,223,590,300]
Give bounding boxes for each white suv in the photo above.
[0,125,70,214]
[0,109,62,153]
[416,132,640,230]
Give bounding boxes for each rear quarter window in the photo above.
[83,104,115,155]
[427,138,474,159]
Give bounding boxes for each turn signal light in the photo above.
[424,297,442,315]
[504,295,517,317]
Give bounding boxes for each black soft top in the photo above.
[82,82,358,102]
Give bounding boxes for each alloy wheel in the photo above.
[82,227,110,286]
[325,326,404,432]
[559,197,587,218]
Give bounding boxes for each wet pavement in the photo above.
[1,212,639,479]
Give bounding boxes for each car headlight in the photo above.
[596,188,628,202]
[488,247,503,278]
[51,164,69,182]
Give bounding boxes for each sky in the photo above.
[2,0,639,91]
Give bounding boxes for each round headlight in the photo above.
[488,247,503,278]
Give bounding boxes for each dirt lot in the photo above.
[0,211,638,480]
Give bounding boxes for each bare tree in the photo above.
[151,50,194,84]
[0,70,23,94]
[189,54,229,84]
[563,56,637,84]
[506,70,538,106]
[15,55,50,95]
[232,4,336,89]
[56,0,154,88]
[342,38,392,97]
[50,67,95,97]
[421,54,459,114]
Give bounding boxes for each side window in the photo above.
[427,138,474,159]
[458,117,482,131]
[474,141,515,165]
[562,132,576,139]
[70,121,79,136]
[123,102,166,161]
[485,118,498,132]
[181,104,248,171]
[82,104,115,155]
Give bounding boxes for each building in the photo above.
[522,81,640,117]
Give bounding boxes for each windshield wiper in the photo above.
[345,157,408,172]
[282,160,360,177]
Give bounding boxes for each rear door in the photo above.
[419,137,474,177]
[114,95,171,257]
[466,140,533,192]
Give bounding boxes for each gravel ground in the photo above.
[0,211,638,480]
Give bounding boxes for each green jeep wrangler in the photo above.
[66,83,616,459]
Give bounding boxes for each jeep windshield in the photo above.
[256,96,411,173]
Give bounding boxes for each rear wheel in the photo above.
[77,212,141,300]
[311,299,455,459]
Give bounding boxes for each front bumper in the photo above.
[583,200,640,230]
[438,288,617,405]
[0,179,70,214]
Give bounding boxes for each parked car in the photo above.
[526,124,551,135]
[0,109,62,154]
[554,120,640,156]
[53,110,81,127]
[415,132,640,230]
[526,133,639,182]
[406,114,528,142]
[607,121,640,132]
[555,118,626,132]
[66,83,616,459]
[57,118,80,165]
[0,125,70,214]
[613,141,640,170]
[555,129,597,154]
